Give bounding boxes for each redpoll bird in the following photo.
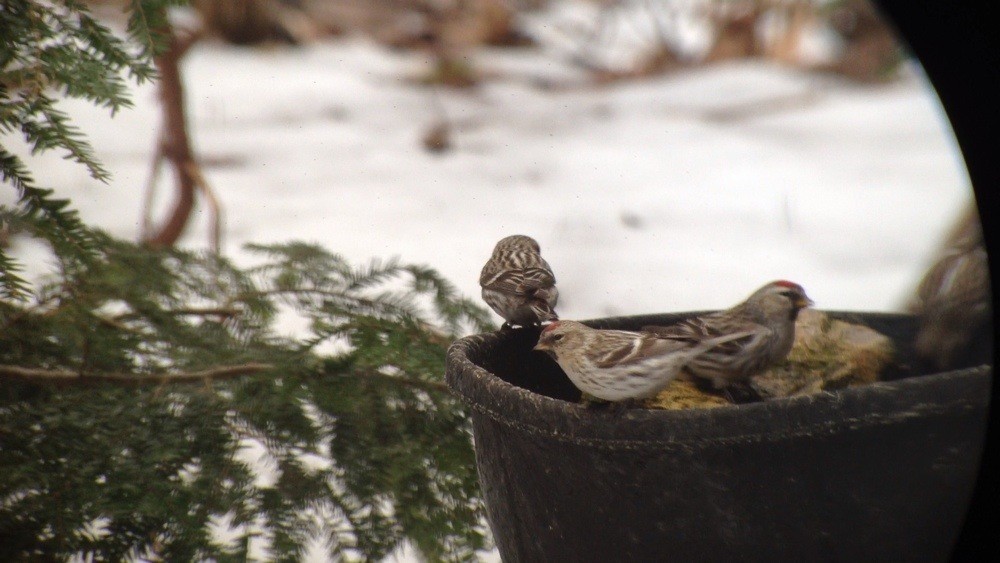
[480,235,559,329]
[533,320,753,402]
[643,280,813,392]
[908,204,992,370]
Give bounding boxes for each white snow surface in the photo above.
[2,5,974,561]
[6,37,969,318]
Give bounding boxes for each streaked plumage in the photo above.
[480,235,559,328]
[533,320,752,402]
[643,280,813,390]
[908,205,991,369]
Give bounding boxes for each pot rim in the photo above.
[445,311,992,449]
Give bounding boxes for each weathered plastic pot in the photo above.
[446,311,991,562]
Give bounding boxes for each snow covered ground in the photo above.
[6,36,970,320]
[1,3,974,560]
[0,25,971,326]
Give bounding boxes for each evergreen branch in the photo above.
[114,306,243,319]
[126,0,188,62]
[0,362,451,394]
[169,306,242,317]
[346,369,450,394]
[1,151,100,270]
[76,11,157,84]
[3,2,488,559]
[0,290,62,330]
[20,95,110,181]
[1,0,172,297]
[0,362,274,385]
[0,248,29,301]
[232,288,417,321]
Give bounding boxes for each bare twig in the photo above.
[185,160,223,252]
[95,314,142,334]
[140,135,165,241]
[0,363,275,385]
[103,307,242,323]
[0,294,62,331]
[0,363,451,394]
[353,369,450,393]
[422,85,453,152]
[167,306,242,318]
[699,89,822,123]
[143,24,223,251]
[228,288,412,317]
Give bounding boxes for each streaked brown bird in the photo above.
[534,320,752,402]
[907,203,992,370]
[480,235,559,329]
[643,280,812,395]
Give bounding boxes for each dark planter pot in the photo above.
[446,312,992,562]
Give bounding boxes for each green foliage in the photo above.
[1,0,179,299]
[2,2,496,559]
[1,236,494,560]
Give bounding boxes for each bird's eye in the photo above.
[551,334,564,342]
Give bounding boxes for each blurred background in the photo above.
[3,0,974,324]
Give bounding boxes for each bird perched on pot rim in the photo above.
[642,280,813,393]
[533,320,753,402]
[480,235,559,329]
[907,204,992,370]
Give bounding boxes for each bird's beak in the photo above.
[533,341,549,351]
[796,296,814,309]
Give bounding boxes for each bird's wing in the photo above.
[518,264,556,291]
[591,331,688,369]
[643,316,769,357]
[479,258,555,295]
[480,268,529,295]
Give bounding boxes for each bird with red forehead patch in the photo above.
[480,235,559,329]
[534,320,753,403]
[642,280,813,399]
